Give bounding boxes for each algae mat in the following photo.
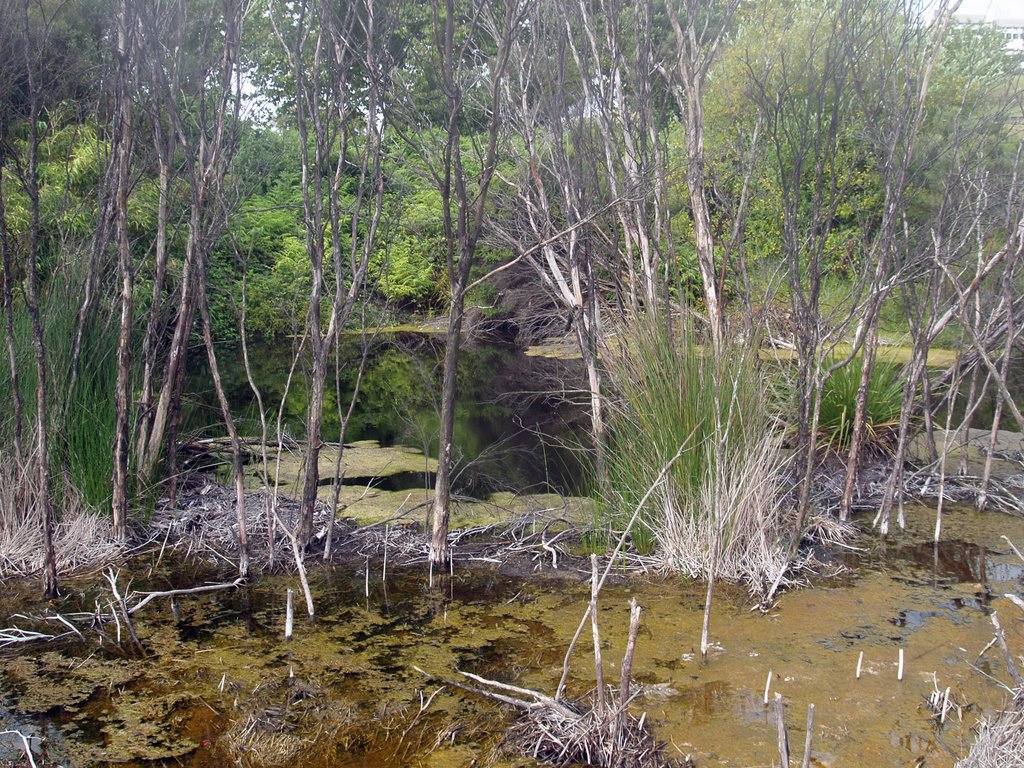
[3,504,1024,766]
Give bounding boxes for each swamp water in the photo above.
[181,334,586,500]
[3,504,1024,767]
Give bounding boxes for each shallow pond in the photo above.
[182,334,587,498]
[3,503,1024,767]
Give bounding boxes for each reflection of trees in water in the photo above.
[896,539,1024,585]
[183,334,586,495]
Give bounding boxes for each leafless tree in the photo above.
[134,1,184,500]
[495,0,611,481]
[744,0,868,531]
[661,0,740,349]
[391,0,526,567]
[133,0,251,571]
[837,0,957,521]
[270,0,393,549]
[553,0,666,317]
[873,21,1022,533]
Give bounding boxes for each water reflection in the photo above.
[183,334,587,496]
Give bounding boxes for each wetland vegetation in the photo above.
[1,0,1023,765]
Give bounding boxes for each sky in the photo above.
[953,0,1023,21]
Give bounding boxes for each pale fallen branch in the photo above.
[127,577,246,615]
[0,729,38,768]
[0,627,57,648]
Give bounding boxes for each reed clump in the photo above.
[598,316,793,595]
[0,459,121,578]
[0,266,118,511]
[818,355,903,453]
[0,267,123,578]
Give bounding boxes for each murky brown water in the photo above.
[3,503,1024,767]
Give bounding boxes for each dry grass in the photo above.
[659,428,795,596]
[0,459,123,580]
[956,693,1024,768]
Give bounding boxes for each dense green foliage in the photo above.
[818,357,904,452]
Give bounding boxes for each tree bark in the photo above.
[0,156,23,459]
[429,294,466,564]
[110,0,135,540]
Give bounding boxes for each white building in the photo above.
[956,12,1024,52]
[1001,22,1024,52]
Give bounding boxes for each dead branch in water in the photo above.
[418,664,670,768]
[415,547,675,768]
[0,570,244,652]
[126,577,247,615]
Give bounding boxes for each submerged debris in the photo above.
[224,674,355,768]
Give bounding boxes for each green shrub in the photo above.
[819,356,903,452]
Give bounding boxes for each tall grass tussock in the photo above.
[818,356,903,452]
[598,316,793,595]
[0,266,121,576]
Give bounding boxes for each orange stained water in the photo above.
[2,502,1023,767]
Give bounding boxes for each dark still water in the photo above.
[181,333,589,496]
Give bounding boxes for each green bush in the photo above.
[819,356,903,452]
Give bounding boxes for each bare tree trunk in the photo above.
[958,366,981,476]
[425,0,521,567]
[110,0,136,539]
[197,283,249,577]
[920,365,938,464]
[674,46,718,345]
[0,156,22,458]
[134,128,175,473]
[237,254,274,565]
[979,241,1019,511]
[137,0,245,498]
[840,323,878,521]
[141,229,200,486]
[663,0,739,348]
[430,289,467,563]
